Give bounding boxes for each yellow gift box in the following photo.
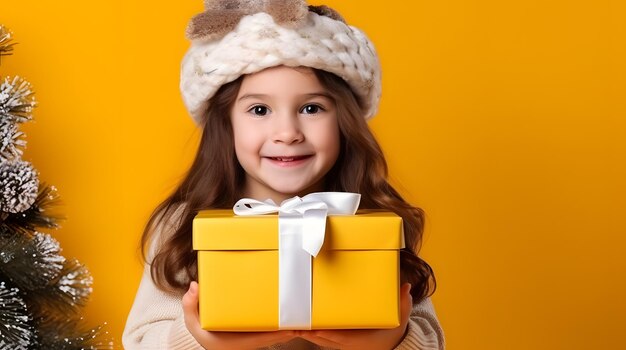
[193,209,404,331]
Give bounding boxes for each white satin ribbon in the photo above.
[233,192,361,329]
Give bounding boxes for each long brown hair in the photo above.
[142,67,436,303]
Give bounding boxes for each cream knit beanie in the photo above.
[180,0,381,124]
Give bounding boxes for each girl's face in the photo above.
[231,66,340,203]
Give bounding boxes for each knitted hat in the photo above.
[180,0,381,124]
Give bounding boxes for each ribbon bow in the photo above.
[233,192,361,329]
[234,192,361,256]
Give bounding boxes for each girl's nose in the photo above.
[272,114,304,144]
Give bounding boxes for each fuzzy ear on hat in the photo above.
[187,0,309,41]
[308,5,345,23]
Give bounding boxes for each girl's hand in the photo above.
[297,283,413,350]
[182,281,297,350]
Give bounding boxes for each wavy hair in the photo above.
[142,68,436,303]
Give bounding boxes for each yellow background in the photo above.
[2,0,625,348]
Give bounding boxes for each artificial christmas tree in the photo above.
[0,25,111,349]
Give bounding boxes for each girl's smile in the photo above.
[264,154,314,167]
[230,66,340,203]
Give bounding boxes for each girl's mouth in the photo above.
[269,155,309,161]
[265,155,313,167]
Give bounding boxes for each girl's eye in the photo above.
[249,105,269,116]
[301,104,323,114]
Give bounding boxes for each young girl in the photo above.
[123,1,445,349]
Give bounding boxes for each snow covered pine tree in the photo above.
[0,25,112,349]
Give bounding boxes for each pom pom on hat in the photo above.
[180,0,381,125]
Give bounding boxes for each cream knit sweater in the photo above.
[122,207,445,350]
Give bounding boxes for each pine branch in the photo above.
[1,183,61,236]
[0,118,26,161]
[0,26,16,62]
[25,258,93,316]
[0,282,33,349]
[33,318,114,350]
[0,75,36,124]
[0,232,65,290]
[0,25,112,349]
[0,160,39,213]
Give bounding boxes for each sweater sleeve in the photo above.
[393,297,445,350]
[122,261,204,349]
[122,205,204,350]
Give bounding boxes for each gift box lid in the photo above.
[193,209,405,251]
